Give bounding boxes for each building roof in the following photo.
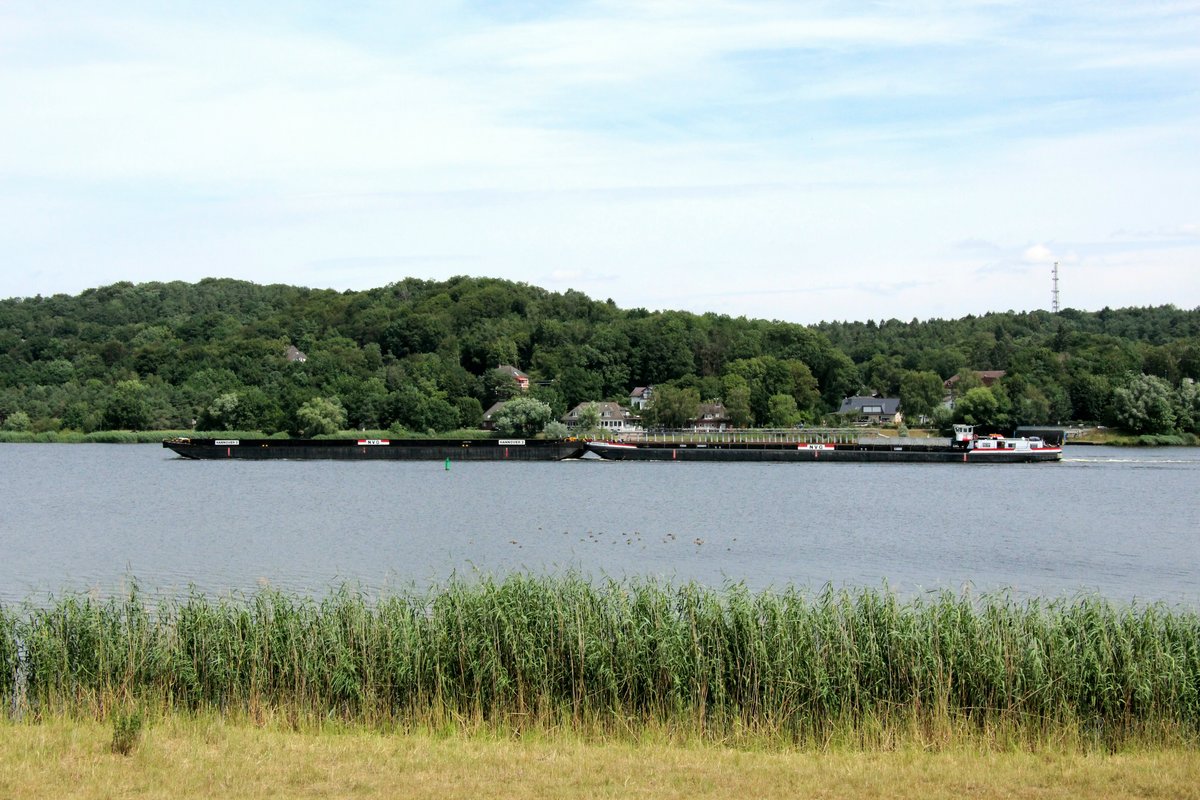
[838,396,901,415]
[563,401,636,421]
[944,370,1006,388]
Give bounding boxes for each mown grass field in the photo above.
[2,714,1199,800]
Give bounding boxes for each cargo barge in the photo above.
[162,437,585,461]
[584,425,1061,463]
[163,425,1061,464]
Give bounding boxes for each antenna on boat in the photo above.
[1051,261,1060,313]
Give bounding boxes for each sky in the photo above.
[2,1,1198,324]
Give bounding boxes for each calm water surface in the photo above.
[1,444,1197,604]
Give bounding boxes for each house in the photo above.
[943,370,1006,408]
[496,364,530,392]
[691,402,729,432]
[285,345,307,363]
[481,401,508,430]
[838,396,903,425]
[944,370,1005,392]
[562,401,642,434]
[629,386,653,410]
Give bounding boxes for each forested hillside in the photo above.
[0,277,1197,437]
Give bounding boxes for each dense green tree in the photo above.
[198,392,242,430]
[60,401,101,432]
[727,356,801,425]
[767,394,801,427]
[898,371,945,422]
[818,350,861,408]
[484,367,523,402]
[786,360,821,415]
[629,315,695,385]
[383,314,449,358]
[386,386,460,433]
[722,376,753,428]
[102,380,152,430]
[543,420,569,438]
[860,354,904,396]
[921,347,968,380]
[556,364,604,409]
[493,396,554,436]
[453,396,484,429]
[574,401,603,435]
[644,385,700,429]
[1012,384,1053,426]
[2,409,31,431]
[1111,374,1176,434]
[1174,379,1199,433]
[953,387,1004,427]
[295,396,347,436]
[1067,372,1111,422]
[335,377,388,430]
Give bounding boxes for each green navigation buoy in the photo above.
[444,458,451,471]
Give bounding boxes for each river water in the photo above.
[0,444,1197,605]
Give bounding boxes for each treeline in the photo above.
[0,277,1197,436]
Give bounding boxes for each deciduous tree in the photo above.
[494,396,554,436]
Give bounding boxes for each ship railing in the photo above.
[857,435,953,447]
[616,428,864,446]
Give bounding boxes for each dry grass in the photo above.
[2,715,1198,800]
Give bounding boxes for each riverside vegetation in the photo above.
[1,278,1198,439]
[3,576,1198,751]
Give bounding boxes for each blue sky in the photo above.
[2,1,1197,323]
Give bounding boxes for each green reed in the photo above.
[3,577,1198,744]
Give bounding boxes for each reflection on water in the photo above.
[1,444,1197,605]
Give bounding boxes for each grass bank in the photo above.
[1066,428,1199,446]
[3,714,1199,800]
[3,577,1198,751]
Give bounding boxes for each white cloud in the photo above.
[0,1,1197,320]
[1023,245,1055,263]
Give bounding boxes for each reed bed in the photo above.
[2,577,1198,747]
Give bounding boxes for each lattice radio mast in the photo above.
[1051,261,1060,313]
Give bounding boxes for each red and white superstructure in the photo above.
[954,424,1063,457]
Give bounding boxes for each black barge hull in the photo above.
[163,438,586,461]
